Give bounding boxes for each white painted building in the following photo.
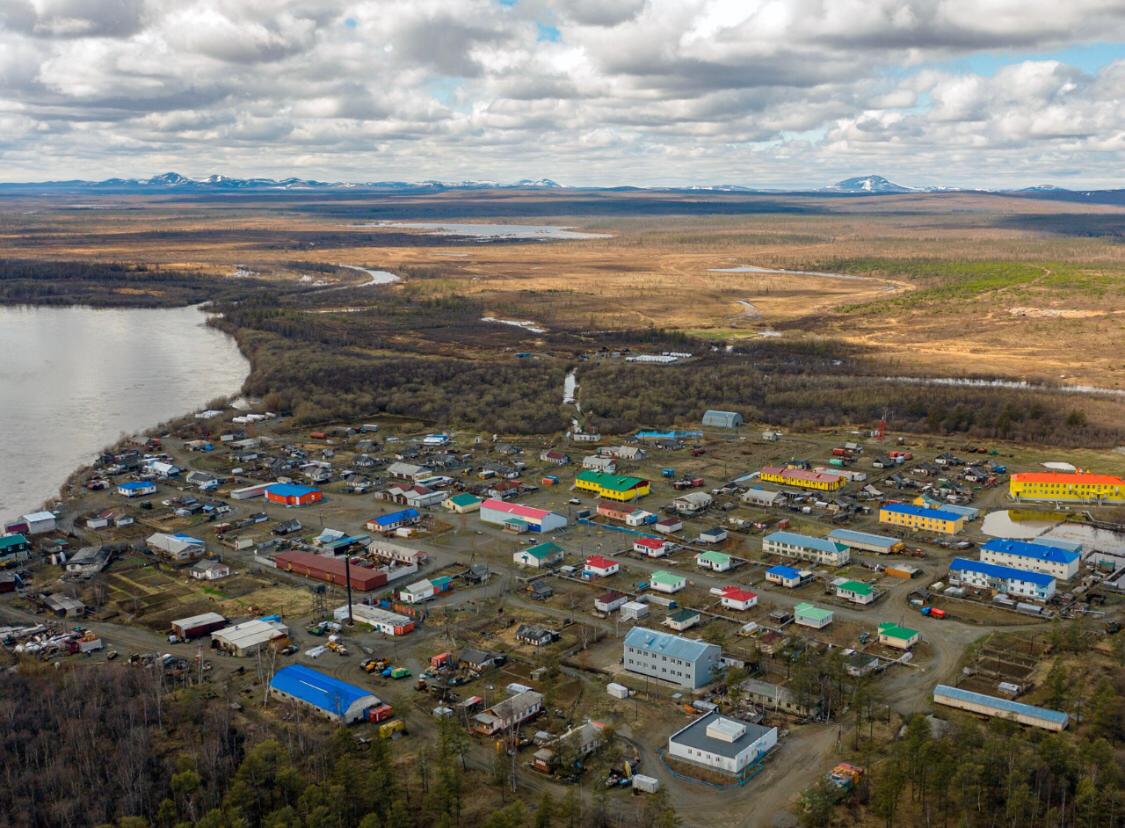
[667,712,777,776]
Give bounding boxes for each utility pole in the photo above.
[344,555,354,625]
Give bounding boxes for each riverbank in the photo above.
[0,304,250,519]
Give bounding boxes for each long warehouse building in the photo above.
[933,684,1068,731]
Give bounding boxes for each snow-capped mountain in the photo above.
[822,175,916,194]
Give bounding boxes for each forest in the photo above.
[0,662,679,828]
[798,626,1125,828]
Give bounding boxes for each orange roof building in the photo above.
[1009,471,1124,504]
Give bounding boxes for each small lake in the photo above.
[369,222,611,240]
[0,304,249,519]
[982,510,1125,554]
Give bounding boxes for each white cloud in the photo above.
[0,0,1121,186]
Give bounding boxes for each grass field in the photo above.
[2,188,1122,394]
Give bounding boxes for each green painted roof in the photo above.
[0,533,29,550]
[838,580,874,595]
[525,542,563,560]
[794,602,834,621]
[576,470,648,492]
[448,493,481,506]
[651,570,684,585]
[878,622,919,640]
[697,550,731,563]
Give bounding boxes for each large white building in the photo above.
[948,558,1056,601]
[667,712,777,777]
[763,531,850,567]
[980,539,1080,580]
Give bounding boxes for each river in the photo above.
[0,304,249,519]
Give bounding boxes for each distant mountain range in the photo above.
[0,172,1118,203]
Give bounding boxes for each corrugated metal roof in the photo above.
[373,508,420,526]
[878,622,919,640]
[766,565,800,578]
[794,602,833,620]
[267,483,319,498]
[949,557,1055,586]
[827,529,900,548]
[650,570,684,585]
[1012,472,1123,486]
[933,684,1068,725]
[576,470,648,491]
[270,664,376,717]
[982,538,1079,565]
[764,531,847,555]
[881,503,962,521]
[482,499,555,520]
[624,627,718,662]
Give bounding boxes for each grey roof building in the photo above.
[623,627,722,689]
[702,410,744,429]
[667,711,778,776]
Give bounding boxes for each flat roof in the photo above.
[669,711,775,759]
[933,684,1069,726]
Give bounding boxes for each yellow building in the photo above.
[574,470,650,501]
[1009,472,1125,504]
[879,503,964,535]
[759,466,846,492]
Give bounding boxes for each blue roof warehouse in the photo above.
[269,664,382,724]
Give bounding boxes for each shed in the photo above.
[702,410,744,429]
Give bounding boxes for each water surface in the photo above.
[0,305,249,518]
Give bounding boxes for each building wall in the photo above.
[934,690,1067,731]
[623,642,720,688]
[1009,477,1125,503]
[763,537,849,566]
[979,549,1078,580]
[879,508,963,534]
[760,469,844,491]
[952,567,1055,600]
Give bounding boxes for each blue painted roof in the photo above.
[270,665,375,716]
[827,529,900,548]
[267,483,319,497]
[764,531,847,555]
[934,684,1068,726]
[919,498,980,519]
[882,503,962,522]
[982,538,1079,565]
[373,508,420,526]
[118,481,154,490]
[624,626,718,662]
[949,557,1055,586]
[766,565,801,579]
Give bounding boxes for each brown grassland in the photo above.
[2,189,1122,389]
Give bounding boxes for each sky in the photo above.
[0,0,1123,189]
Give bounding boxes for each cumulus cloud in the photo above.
[0,0,1121,186]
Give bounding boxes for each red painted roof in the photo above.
[634,537,666,548]
[586,555,618,569]
[1012,472,1123,486]
[721,586,757,602]
[481,498,553,520]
